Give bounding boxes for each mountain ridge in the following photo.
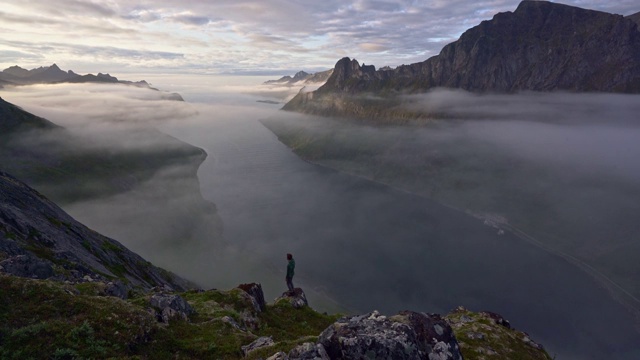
[264,69,333,86]
[0,170,193,292]
[0,64,184,100]
[283,1,640,117]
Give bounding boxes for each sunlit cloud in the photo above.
[0,0,637,73]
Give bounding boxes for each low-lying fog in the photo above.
[2,79,640,359]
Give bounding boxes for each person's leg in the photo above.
[286,277,294,291]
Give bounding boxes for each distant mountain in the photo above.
[0,64,182,99]
[0,97,204,204]
[284,1,640,116]
[264,69,333,85]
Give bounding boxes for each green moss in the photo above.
[446,309,553,360]
[0,275,156,359]
[136,319,253,359]
[257,302,340,342]
[101,240,123,253]
[75,282,107,296]
[46,216,64,228]
[23,245,55,262]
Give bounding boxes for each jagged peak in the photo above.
[514,0,619,17]
[4,65,25,71]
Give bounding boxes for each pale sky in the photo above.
[0,0,637,75]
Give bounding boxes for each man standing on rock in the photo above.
[286,253,295,292]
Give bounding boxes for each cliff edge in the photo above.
[284,1,640,118]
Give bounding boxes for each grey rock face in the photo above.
[288,342,330,360]
[318,310,463,360]
[149,293,194,323]
[275,288,308,309]
[241,336,275,356]
[393,311,462,360]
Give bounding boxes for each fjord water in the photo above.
[141,75,640,360]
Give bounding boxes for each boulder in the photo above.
[104,281,129,299]
[392,311,463,360]
[241,336,275,356]
[481,311,511,329]
[0,254,54,279]
[267,351,289,360]
[275,288,308,309]
[318,310,463,360]
[149,293,194,323]
[288,342,330,360]
[237,282,266,312]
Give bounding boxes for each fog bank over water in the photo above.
[2,79,640,359]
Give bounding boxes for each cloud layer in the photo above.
[0,0,638,74]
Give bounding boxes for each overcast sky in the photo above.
[0,0,638,75]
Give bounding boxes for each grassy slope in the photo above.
[0,275,551,359]
[0,275,339,359]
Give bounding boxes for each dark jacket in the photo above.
[287,258,295,278]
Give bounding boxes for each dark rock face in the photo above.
[238,282,267,312]
[0,254,55,279]
[284,1,640,115]
[149,293,195,323]
[481,311,511,329]
[275,288,308,308]
[392,311,462,359]
[0,171,193,293]
[318,310,463,360]
[627,11,640,27]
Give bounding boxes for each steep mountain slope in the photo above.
[284,1,640,117]
[0,171,192,291]
[0,97,203,204]
[0,97,59,133]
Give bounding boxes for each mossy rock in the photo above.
[446,307,553,360]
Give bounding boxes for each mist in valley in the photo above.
[3,81,640,359]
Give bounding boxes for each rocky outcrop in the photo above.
[242,336,275,356]
[284,1,640,117]
[318,310,463,360]
[288,342,330,360]
[446,307,550,359]
[238,282,267,312]
[0,171,194,294]
[275,288,309,308]
[149,292,195,323]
